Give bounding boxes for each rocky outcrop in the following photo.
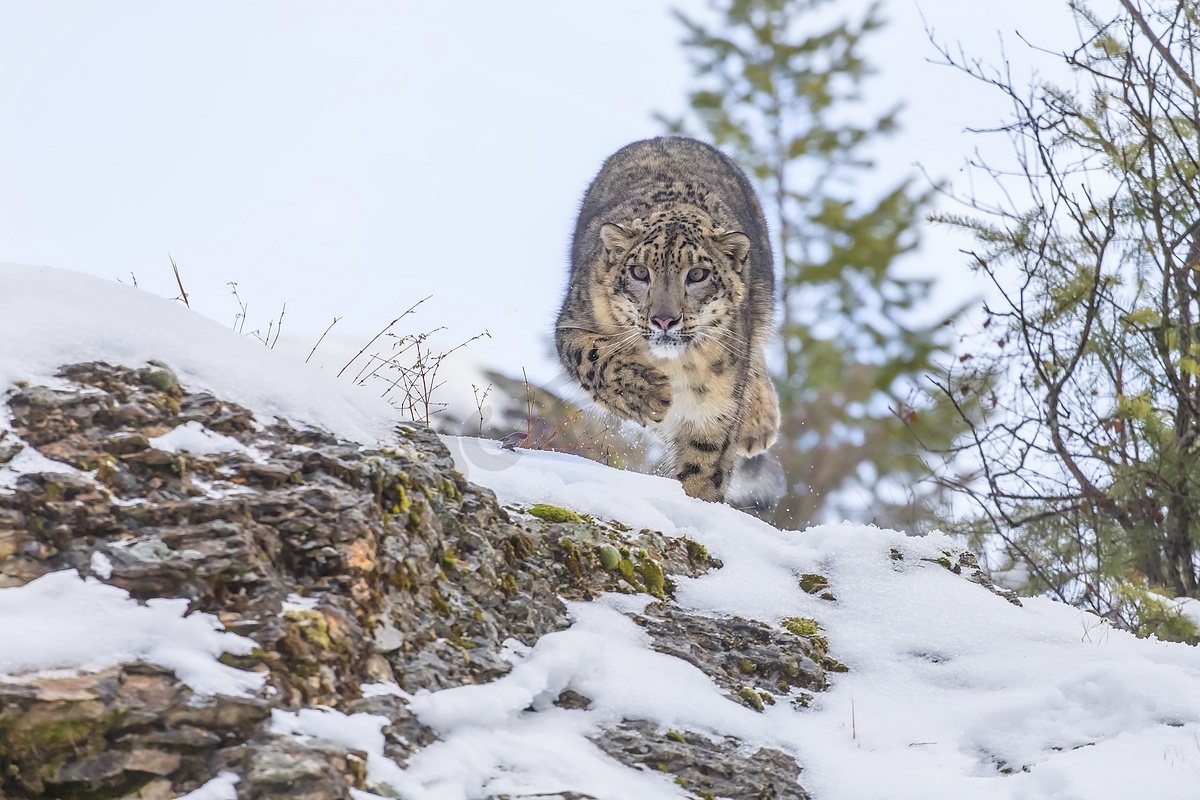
[594,720,809,800]
[0,362,830,799]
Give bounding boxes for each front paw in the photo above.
[640,367,673,424]
[612,364,673,425]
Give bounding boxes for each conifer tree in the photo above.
[663,0,960,527]
[929,0,1200,640]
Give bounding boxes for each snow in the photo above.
[0,570,263,696]
[1,263,1199,798]
[441,438,1200,799]
[0,262,397,446]
[0,437,87,489]
[176,772,239,800]
[89,550,113,580]
[148,420,262,460]
[271,707,413,793]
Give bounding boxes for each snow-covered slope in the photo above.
[442,441,1200,798]
[2,263,1199,799]
[0,262,397,446]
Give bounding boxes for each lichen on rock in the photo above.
[0,362,829,798]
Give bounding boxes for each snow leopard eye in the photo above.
[629,264,650,282]
[687,267,710,283]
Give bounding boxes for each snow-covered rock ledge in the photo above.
[1,264,1199,799]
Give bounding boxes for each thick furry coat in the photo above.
[556,137,779,503]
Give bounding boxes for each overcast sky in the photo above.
[0,0,1084,382]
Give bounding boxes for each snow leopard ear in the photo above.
[599,221,642,255]
[715,230,752,271]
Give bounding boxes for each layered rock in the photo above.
[0,362,830,799]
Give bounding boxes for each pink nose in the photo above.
[653,316,678,331]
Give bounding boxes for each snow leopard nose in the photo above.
[652,315,679,331]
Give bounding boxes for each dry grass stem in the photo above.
[472,383,493,437]
[227,283,249,334]
[337,295,431,379]
[307,316,342,364]
[169,254,189,307]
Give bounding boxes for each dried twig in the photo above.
[307,317,342,364]
[226,283,250,334]
[267,303,286,349]
[472,383,493,437]
[337,296,431,379]
[170,254,189,307]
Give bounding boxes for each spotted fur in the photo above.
[556,137,780,503]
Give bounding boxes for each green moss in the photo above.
[617,558,638,585]
[284,609,331,648]
[799,573,829,594]
[680,536,723,569]
[558,538,583,580]
[67,454,100,471]
[441,547,459,575]
[935,556,953,570]
[145,368,178,392]
[824,658,849,673]
[737,687,764,712]
[739,659,755,673]
[95,455,119,486]
[783,616,829,650]
[528,504,581,524]
[395,484,409,511]
[15,717,95,750]
[637,557,666,599]
[505,533,535,561]
[665,730,686,744]
[782,617,820,637]
[501,574,518,596]
[597,544,621,570]
[759,691,776,706]
[674,776,689,787]
[430,587,451,614]
[890,548,904,561]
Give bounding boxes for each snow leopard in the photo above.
[555,136,780,504]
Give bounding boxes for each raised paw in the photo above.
[641,366,673,424]
[610,362,673,426]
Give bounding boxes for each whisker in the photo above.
[599,330,643,358]
[703,325,749,346]
[693,329,740,358]
[556,323,636,337]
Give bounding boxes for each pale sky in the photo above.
[0,0,1083,382]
